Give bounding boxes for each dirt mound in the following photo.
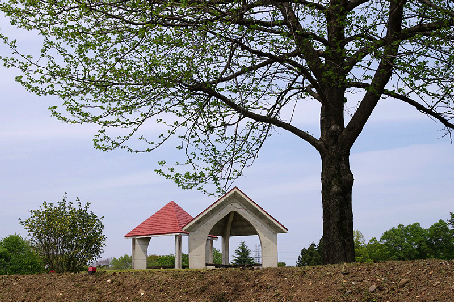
[1,259,453,301]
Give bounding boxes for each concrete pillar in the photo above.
[205,238,214,264]
[259,231,278,267]
[132,237,150,269]
[221,235,229,265]
[175,234,183,269]
[188,232,208,269]
[222,212,234,265]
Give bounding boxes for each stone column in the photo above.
[205,237,214,264]
[188,232,208,269]
[222,212,234,265]
[132,237,150,269]
[259,231,278,268]
[175,234,183,269]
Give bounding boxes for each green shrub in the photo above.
[20,194,106,272]
[0,234,44,275]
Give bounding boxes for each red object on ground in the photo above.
[88,267,96,275]
[49,270,56,273]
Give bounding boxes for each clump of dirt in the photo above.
[1,259,453,301]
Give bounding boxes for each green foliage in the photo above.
[354,230,372,263]
[0,0,452,196]
[19,194,106,273]
[146,254,160,267]
[147,253,189,268]
[182,253,189,267]
[380,223,429,261]
[156,254,176,267]
[213,248,222,265]
[277,262,286,267]
[110,254,132,270]
[231,241,255,266]
[426,219,454,260]
[296,242,322,267]
[0,234,44,275]
[366,213,454,262]
[366,237,389,262]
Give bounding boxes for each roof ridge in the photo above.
[183,187,287,232]
[124,201,193,237]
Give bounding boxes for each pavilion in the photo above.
[125,187,287,269]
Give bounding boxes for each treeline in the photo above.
[102,253,191,269]
[297,213,454,266]
[103,249,223,270]
[104,241,256,270]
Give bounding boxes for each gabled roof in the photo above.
[183,187,287,234]
[125,201,193,237]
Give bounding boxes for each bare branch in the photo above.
[348,82,454,130]
[415,0,454,18]
[347,0,370,10]
[343,0,407,149]
[186,82,324,153]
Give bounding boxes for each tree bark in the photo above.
[320,148,355,264]
[319,86,355,264]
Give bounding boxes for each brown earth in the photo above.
[1,259,454,301]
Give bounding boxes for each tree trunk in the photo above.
[320,148,355,264]
[319,84,355,264]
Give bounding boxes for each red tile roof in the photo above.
[124,201,193,237]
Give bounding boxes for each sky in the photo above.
[0,15,453,266]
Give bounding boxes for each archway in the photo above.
[183,188,287,268]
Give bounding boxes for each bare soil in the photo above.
[1,259,454,301]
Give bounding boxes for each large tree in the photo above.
[1,0,453,264]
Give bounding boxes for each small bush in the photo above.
[0,234,44,275]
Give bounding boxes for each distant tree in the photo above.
[366,237,389,262]
[213,248,222,265]
[231,241,255,265]
[278,262,286,267]
[380,223,428,261]
[366,213,454,262]
[19,195,106,272]
[448,212,454,228]
[146,254,160,267]
[182,253,189,268]
[157,254,176,267]
[95,257,113,268]
[354,230,371,263]
[110,254,132,270]
[0,234,44,275]
[426,219,454,260]
[147,253,189,268]
[296,242,322,267]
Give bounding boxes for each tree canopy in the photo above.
[374,214,454,261]
[1,0,453,264]
[356,213,454,262]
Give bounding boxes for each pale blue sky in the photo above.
[0,15,453,265]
